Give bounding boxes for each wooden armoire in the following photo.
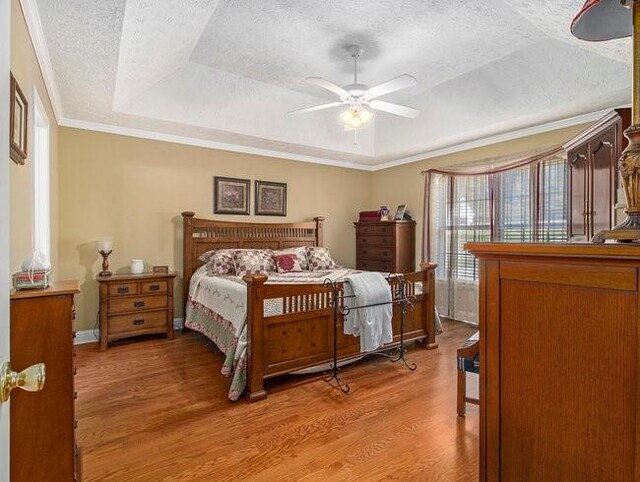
[564,108,631,241]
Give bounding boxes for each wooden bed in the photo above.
[182,211,438,401]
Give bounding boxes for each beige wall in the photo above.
[58,128,372,331]
[370,124,593,268]
[10,0,59,274]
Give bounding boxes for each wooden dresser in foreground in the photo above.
[354,220,415,272]
[97,272,176,351]
[465,243,640,482]
[10,281,81,481]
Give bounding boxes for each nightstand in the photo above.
[97,272,177,351]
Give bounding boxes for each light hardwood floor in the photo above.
[76,320,479,481]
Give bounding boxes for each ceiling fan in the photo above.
[289,45,420,130]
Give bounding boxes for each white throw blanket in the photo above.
[343,272,393,352]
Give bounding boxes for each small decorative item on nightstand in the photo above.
[97,271,177,351]
[130,259,144,274]
[97,238,113,277]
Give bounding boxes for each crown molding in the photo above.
[19,0,63,123]
[59,117,373,170]
[60,109,612,173]
[369,109,612,171]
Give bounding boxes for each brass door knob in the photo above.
[0,361,46,403]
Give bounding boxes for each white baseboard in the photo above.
[74,329,99,345]
[74,318,184,345]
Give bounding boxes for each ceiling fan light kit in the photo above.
[289,45,420,134]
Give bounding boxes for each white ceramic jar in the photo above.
[130,259,144,274]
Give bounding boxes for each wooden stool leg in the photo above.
[457,369,466,417]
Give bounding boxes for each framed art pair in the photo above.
[213,176,287,216]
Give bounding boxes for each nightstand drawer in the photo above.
[109,295,167,315]
[108,282,138,297]
[141,280,167,294]
[108,311,167,335]
[358,246,393,260]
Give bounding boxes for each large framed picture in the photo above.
[9,73,28,165]
[255,180,287,216]
[213,176,250,215]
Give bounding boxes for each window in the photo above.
[431,153,568,282]
[33,89,50,261]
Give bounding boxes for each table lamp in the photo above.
[97,238,113,277]
[572,0,640,242]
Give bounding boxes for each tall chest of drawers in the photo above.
[10,281,81,481]
[354,221,416,272]
[97,272,177,351]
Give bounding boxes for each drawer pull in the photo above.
[149,284,160,291]
[133,301,145,308]
[133,318,145,326]
[117,287,129,294]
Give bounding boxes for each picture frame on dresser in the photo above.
[213,176,250,215]
[393,204,406,221]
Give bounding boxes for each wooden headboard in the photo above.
[181,211,325,309]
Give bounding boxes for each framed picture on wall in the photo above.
[255,180,287,216]
[213,176,250,215]
[9,73,28,165]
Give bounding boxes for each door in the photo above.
[568,143,590,241]
[591,127,617,237]
[0,0,12,478]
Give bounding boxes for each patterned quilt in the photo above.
[185,266,362,400]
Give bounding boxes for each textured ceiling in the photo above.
[34,0,631,167]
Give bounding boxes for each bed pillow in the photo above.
[274,253,303,273]
[233,249,273,277]
[306,246,338,271]
[198,250,217,263]
[272,247,309,270]
[201,249,236,276]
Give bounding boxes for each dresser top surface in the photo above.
[11,280,79,300]
[96,271,177,283]
[465,242,640,260]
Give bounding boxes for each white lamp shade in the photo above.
[97,238,113,253]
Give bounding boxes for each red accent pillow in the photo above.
[275,253,302,273]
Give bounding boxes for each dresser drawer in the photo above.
[141,280,167,294]
[356,224,377,235]
[108,282,138,297]
[358,246,393,260]
[358,259,393,272]
[374,223,394,235]
[109,295,167,315]
[357,235,394,247]
[108,311,167,335]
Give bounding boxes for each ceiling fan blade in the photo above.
[367,74,417,99]
[369,100,420,118]
[306,77,349,97]
[288,101,343,115]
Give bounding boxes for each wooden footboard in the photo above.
[243,263,437,402]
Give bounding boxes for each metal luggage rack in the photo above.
[322,273,417,394]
